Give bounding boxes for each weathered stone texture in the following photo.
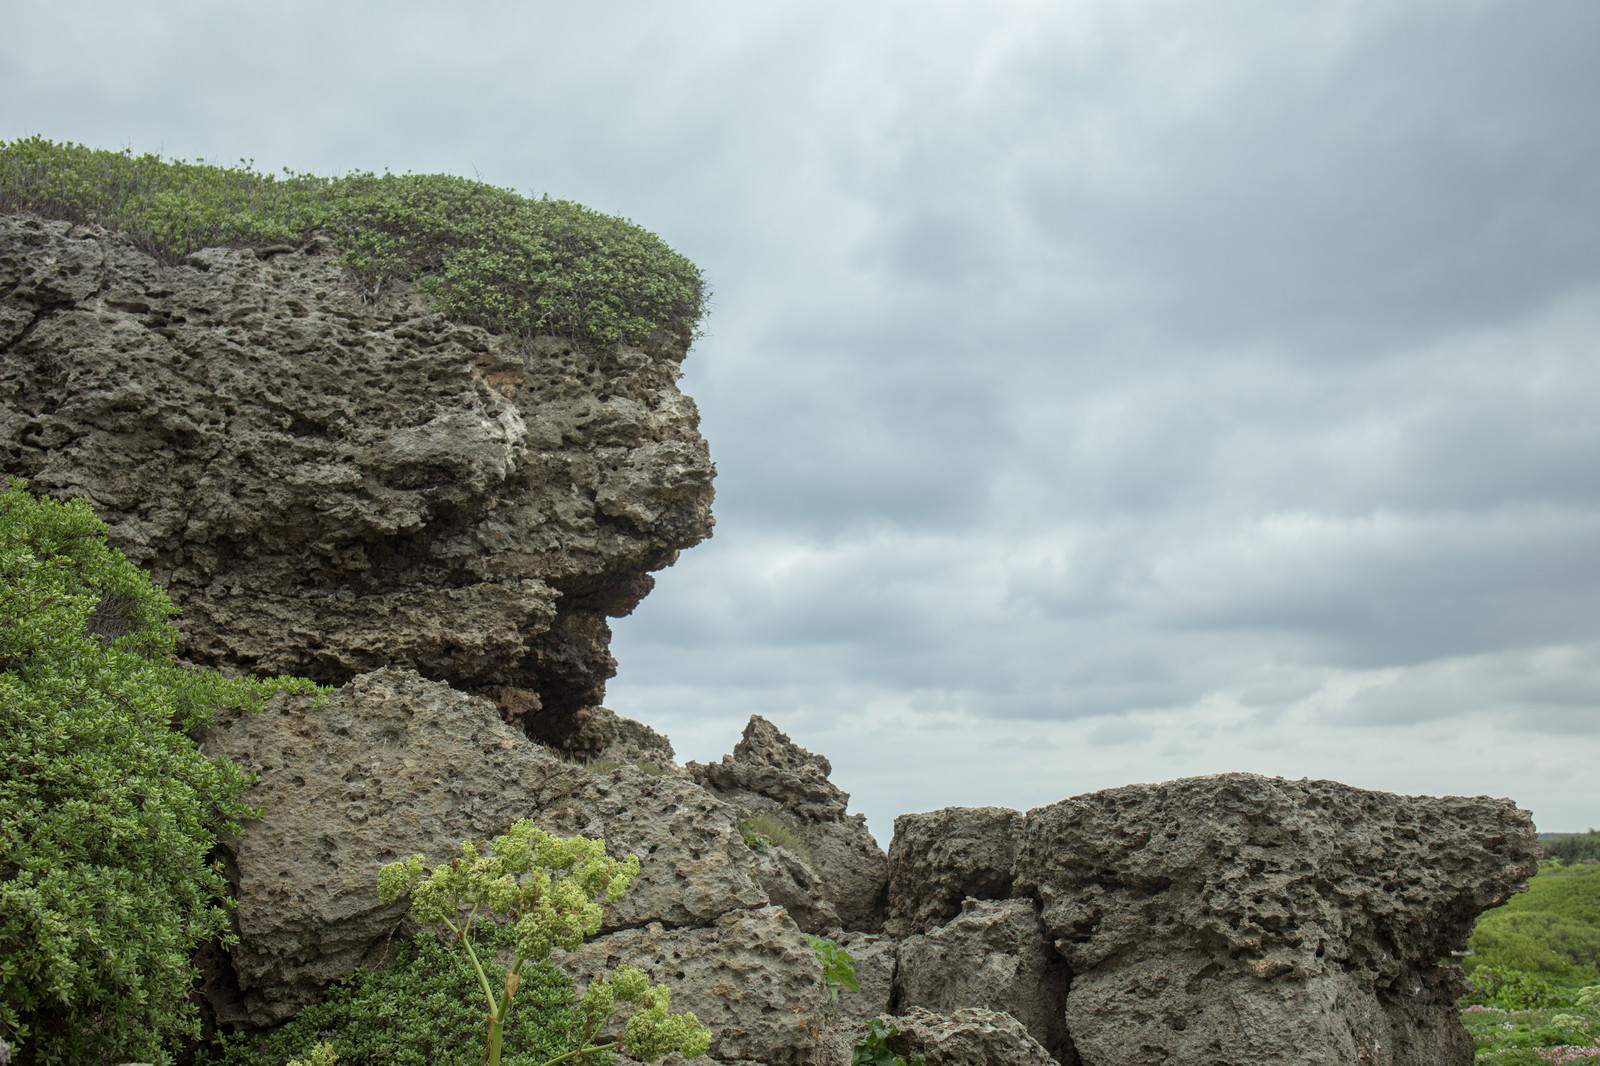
[884,806,1022,936]
[1013,773,1541,1066]
[691,716,888,932]
[876,1007,1059,1066]
[0,214,713,732]
[202,668,765,1027]
[560,907,830,1066]
[894,899,1072,1063]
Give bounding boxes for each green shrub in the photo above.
[0,477,321,1065]
[0,135,707,352]
[1462,966,1579,1011]
[378,820,708,1066]
[1467,864,1600,987]
[204,929,581,1066]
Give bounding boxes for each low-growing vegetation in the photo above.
[0,136,707,352]
[1468,863,1600,988]
[203,928,582,1066]
[738,813,812,863]
[1458,847,1600,1062]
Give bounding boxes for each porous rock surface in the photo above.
[875,1008,1058,1066]
[560,906,829,1066]
[202,668,773,1030]
[998,774,1536,1066]
[690,717,889,932]
[884,805,1022,936]
[894,899,1072,1064]
[0,213,713,734]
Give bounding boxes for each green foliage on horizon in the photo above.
[1546,831,1600,864]
[204,929,582,1066]
[0,135,707,352]
[1466,863,1600,988]
[0,477,322,1066]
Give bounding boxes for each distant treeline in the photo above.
[1546,830,1600,864]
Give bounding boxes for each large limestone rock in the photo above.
[1012,773,1541,1066]
[884,806,1022,936]
[202,668,768,1028]
[894,899,1071,1064]
[0,214,713,737]
[690,716,888,932]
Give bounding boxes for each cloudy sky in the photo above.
[6,0,1598,843]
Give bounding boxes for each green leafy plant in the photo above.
[804,935,861,1005]
[378,820,710,1066]
[0,478,321,1066]
[287,1044,338,1066]
[203,926,580,1066]
[852,1018,926,1066]
[738,818,772,852]
[0,136,708,352]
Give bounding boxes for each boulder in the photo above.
[559,906,830,1066]
[0,214,714,740]
[202,667,767,1027]
[1012,773,1541,1066]
[873,1007,1058,1066]
[691,717,889,932]
[894,899,1071,1063]
[884,806,1022,935]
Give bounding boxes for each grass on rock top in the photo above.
[0,135,707,353]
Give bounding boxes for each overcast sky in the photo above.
[6,0,1598,843]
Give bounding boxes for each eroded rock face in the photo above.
[202,668,767,1028]
[0,214,713,732]
[560,907,829,1066]
[690,717,889,932]
[885,806,1022,936]
[876,1008,1058,1066]
[894,900,1072,1064]
[1013,773,1541,1066]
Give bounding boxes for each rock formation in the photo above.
[1,212,1544,1066]
[888,777,1540,1066]
[201,668,834,1065]
[0,213,713,741]
[690,717,889,932]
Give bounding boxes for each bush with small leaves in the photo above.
[0,477,321,1065]
[378,820,710,1066]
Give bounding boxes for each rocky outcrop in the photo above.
[201,668,771,1029]
[2,213,1543,1066]
[885,806,1022,936]
[690,717,888,932]
[0,213,713,738]
[1008,775,1537,1066]
[199,666,1535,1066]
[561,907,829,1066]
